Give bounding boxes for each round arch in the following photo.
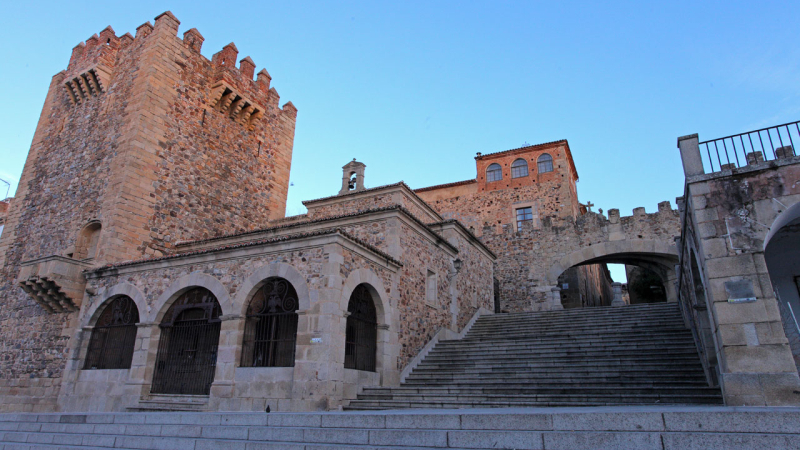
[234,262,311,317]
[83,282,148,327]
[764,199,800,251]
[340,269,392,328]
[151,272,232,323]
[547,239,679,285]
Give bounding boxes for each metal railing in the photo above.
[700,120,799,173]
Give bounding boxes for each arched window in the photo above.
[84,296,139,370]
[241,277,299,367]
[537,154,554,174]
[75,221,102,260]
[344,284,377,372]
[151,287,222,395]
[486,163,502,182]
[511,159,528,178]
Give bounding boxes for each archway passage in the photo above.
[241,277,299,368]
[151,287,222,395]
[345,284,377,372]
[553,250,679,308]
[765,206,800,372]
[84,295,139,370]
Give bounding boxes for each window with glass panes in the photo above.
[516,207,533,229]
[486,163,502,182]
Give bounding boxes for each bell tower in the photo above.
[339,159,366,194]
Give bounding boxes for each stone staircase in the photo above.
[2,408,800,450]
[348,303,723,410]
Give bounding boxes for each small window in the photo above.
[486,163,502,182]
[516,207,533,229]
[511,159,528,178]
[426,270,437,307]
[537,154,554,174]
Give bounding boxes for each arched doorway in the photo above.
[345,284,377,372]
[151,287,222,395]
[241,277,300,367]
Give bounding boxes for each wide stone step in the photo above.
[359,387,723,398]
[468,320,687,332]
[412,359,706,371]
[5,409,799,450]
[437,335,696,349]
[347,394,726,409]
[426,342,698,355]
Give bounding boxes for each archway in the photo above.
[548,240,680,309]
[764,202,800,372]
[151,287,222,395]
[345,283,378,372]
[83,295,140,370]
[241,277,300,368]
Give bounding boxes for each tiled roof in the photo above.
[88,228,402,273]
[474,140,567,160]
[414,179,476,193]
[426,219,497,259]
[301,182,407,205]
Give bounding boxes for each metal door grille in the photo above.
[84,296,139,370]
[242,277,300,367]
[151,316,221,395]
[344,284,377,372]
[150,288,221,396]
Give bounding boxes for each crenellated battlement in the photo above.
[62,11,297,116]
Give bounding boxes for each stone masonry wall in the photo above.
[0,12,296,411]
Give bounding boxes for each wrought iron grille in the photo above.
[699,120,799,173]
[84,296,139,370]
[151,288,221,396]
[344,284,377,372]
[241,277,299,367]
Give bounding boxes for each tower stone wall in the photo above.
[0,12,296,411]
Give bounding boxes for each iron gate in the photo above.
[151,288,222,396]
[344,284,377,372]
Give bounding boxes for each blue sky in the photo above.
[1,1,798,281]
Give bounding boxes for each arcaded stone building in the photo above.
[2,11,799,413]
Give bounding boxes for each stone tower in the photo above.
[0,11,296,411]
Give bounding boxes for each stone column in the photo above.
[550,287,564,310]
[611,282,626,306]
[127,322,157,402]
[209,314,244,410]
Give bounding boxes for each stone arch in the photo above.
[74,220,102,260]
[83,282,147,327]
[764,199,800,251]
[151,272,232,323]
[547,239,679,285]
[235,262,311,317]
[340,268,391,328]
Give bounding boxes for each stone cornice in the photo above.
[86,229,402,277]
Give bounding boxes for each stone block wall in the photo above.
[0,11,296,412]
[676,135,800,406]
[558,264,615,309]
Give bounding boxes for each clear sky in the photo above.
[1,1,798,281]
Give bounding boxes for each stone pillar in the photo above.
[678,133,705,177]
[550,287,563,310]
[611,282,626,306]
[209,314,243,410]
[128,322,157,402]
